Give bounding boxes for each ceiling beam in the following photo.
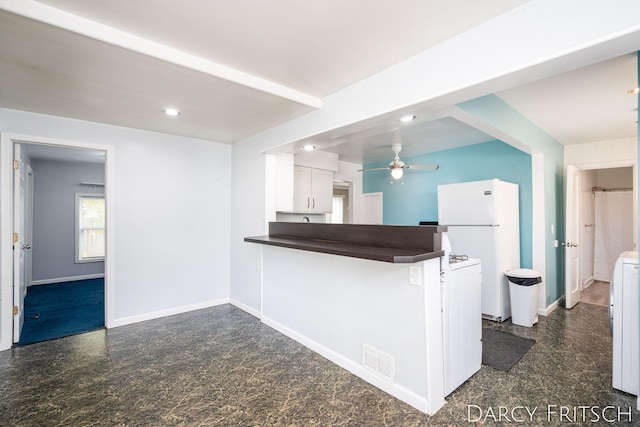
[0,0,323,109]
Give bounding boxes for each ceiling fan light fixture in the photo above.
[391,167,404,180]
[400,114,417,123]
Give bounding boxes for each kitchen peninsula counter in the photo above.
[244,222,446,263]
[243,221,453,415]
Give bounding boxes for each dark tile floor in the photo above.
[0,302,636,426]
[432,302,637,426]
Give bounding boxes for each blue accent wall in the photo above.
[363,140,533,269]
[457,95,564,306]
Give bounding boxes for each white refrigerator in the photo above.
[438,179,520,321]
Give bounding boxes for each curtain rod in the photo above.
[591,186,632,192]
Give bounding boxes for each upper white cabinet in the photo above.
[293,166,333,213]
[274,152,336,213]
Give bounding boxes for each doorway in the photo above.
[566,164,636,309]
[580,167,634,301]
[328,180,351,224]
[13,142,107,345]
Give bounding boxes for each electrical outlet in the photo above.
[409,265,421,286]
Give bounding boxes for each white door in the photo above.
[362,192,383,224]
[25,166,34,288]
[565,165,581,309]
[12,144,27,342]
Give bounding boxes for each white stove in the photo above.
[440,233,482,395]
[448,254,480,270]
[442,234,481,271]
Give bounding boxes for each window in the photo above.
[76,194,105,262]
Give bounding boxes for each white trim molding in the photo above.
[539,296,565,317]
[0,133,15,351]
[230,298,261,319]
[110,298,230,328]
[31,274,105,286]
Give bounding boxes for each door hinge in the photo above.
[12,160,19,170]
[13,306,18,315]
[12,233,19,243]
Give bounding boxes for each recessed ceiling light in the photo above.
[163,108,181,116]
[400,115,417,123]
[627,87,639,95]
[301,144,318,151]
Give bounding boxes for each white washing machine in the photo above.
[441,233,482,396]
[610,250,638,396]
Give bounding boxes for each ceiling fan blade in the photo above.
[357,167,391,172]
[404,164,439,170]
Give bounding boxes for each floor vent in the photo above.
[362,344,395,382]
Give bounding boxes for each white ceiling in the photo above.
[315,53,639,164]
[498,53,638,146]
[0,1,637,164]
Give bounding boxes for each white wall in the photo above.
[229,139,267,316]
[0,109,231,348]
[260,246,444,413]
[565,137,638,168]
[596,167,634,188]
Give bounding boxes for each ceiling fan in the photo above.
[358,143,439,180]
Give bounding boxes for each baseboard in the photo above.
[261,314,432,415]
[30,273,105,286]
[109,297,230,328]
[539,296,564,316]
[229,298,261,319]
[582,277,595,290]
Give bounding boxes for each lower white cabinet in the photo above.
[293,166,333,213]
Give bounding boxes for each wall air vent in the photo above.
[362,344,395,382]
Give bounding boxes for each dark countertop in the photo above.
[245,222,446,264]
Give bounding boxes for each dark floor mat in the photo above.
[482,328,535,371]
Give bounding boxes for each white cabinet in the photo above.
[293,166,333,213]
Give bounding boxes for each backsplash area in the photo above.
[275,212,327,223]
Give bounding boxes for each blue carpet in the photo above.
[17,278,105,346]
